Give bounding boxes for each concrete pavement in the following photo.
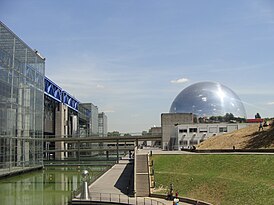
[89,158,134,195]
[82,154,190,205]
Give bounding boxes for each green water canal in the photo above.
[0,166,108,205]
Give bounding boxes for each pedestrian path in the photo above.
[89,158,134,195]
[72,153,195,204]
[0,166,43,178]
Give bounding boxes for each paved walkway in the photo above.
[89,158,134,195]
[81,155,189,205]
[79,157,170,204]
[0,166,43,178]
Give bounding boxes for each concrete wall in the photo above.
[55,103,67,159]
[161,113,194,150]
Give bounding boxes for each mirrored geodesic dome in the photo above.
[169,82,246,118]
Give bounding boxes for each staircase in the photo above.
[135,153,150,197]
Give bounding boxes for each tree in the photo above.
[107,131,120,136]
[142,131,148,136]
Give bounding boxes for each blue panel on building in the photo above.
[44,77,79,111]
[62,91,79,111]
[44,77,62,102]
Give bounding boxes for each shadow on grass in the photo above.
[244,123,274,149]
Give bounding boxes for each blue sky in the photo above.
[1,0,274,133]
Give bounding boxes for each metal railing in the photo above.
[72,192,167,205]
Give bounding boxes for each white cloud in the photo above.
[267,102,274,105]
[170,78,189,84]
[96,84,105,89]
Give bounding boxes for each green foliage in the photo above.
[152,155,274,205]
[198,112,247,123]
[107,131,120,136]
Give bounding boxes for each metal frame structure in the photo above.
[0,21,45,175]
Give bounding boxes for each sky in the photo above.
[1,0,274,133]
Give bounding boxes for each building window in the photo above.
[179,129,187,133]
[199,128,207,133]
[219,127,227,132]
[209,127,217,133]
[189,128,197,133]
[190,140,198,145]
[181,140,188,145]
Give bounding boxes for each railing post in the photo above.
[77,140,80,163]
[110,193,111,202]
[100,193,101,201]
[119,194,120,203]
[116,139,119,163]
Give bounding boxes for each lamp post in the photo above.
[80,170,90,200]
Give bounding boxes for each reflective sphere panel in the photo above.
[170,82,246,118]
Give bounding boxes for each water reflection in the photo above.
[0,167,103,205]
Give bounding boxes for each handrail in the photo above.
[150,193,213,205]
[72,191,167,205]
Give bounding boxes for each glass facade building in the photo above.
[0,22,45,174]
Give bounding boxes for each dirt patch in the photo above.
[188,183,226,205]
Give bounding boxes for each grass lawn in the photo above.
[152,154,274,205]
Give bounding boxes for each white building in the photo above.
[81,103,99,135]
[98,112,107,137]
[169,123,248,150]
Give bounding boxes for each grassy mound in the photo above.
[152,154,274,205]
[198,123,274,149]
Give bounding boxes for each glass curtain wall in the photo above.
[0,22,45,174]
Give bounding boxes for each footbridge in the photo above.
[43,134,162,163]
[44,134,162,143]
